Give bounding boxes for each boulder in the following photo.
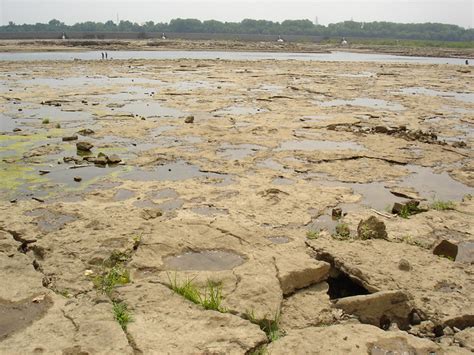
[107,154,122,164]
[333,290,412,329]
[357,216,387,240]
[268,324,440,354]
[275,254,330,295]
[62,135,78,142]
[76,142,93,152]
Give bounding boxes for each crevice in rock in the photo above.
[61,309,79,331]
[326,268,370,300]
[307,154,409,166]
[125,331,143,355]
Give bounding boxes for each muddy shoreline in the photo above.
[1,38,473,59]
[1,56,473,353]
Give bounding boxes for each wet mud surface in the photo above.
[0,56,473,353]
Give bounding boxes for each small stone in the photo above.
[74,176,82,182]
[77,128,95,136]
[443,327,454,336]
[398,259,411,271]
[332,208,342,219]
[140,208,163,220]
[93,156,108,165]
[392,200,420,215]
[357,216,387,240]
[185,115,195,124]
[409,310,422,325]
[433,240,458,260]
[107,154,122,164]
[62,135,78,142]
[76,141,94,152]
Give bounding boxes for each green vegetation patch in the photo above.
[113,301,132,330]
[168,274,226,312]
[431,200,455,211]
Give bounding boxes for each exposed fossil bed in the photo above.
[0,56,473,354]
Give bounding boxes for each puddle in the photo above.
[167,80,214,91]
[113,188,135,201]
[123,161,231,184]
[257,159,286,171]
[157,199,184,211]
[25,209,76,232]
[133,199,160,208]
[400,165,474,201]
[0,296,53,340]
[316,98,404,111]
[151,125,176,136]
[400,87,474,104]
[13,105,93,123]
[272,177,295,185]
[147,188,179,200]
[214,106,268,116]
[276,140,365,151]
[163,250,245,271]
[217,143,264,160]
[267,236,290,244]
[118,102,184,118]
[191,206,228,216]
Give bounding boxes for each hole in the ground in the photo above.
[327,268,370,299]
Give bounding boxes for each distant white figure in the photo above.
[161,33,167,40]
[62,32,66,40]
[277,35,284,43]
[341,37,348,46]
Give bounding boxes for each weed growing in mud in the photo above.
[105,250,130,267]
[55,123,61,129]
[167,274,226,312]
[42,118,50,124]
[93,265,130,294]
[201,281,226,312]
[332,223,351,240]
[431,200,455,211]
[113,301,132,330]
[245,310,283,342]
[398,204,423,219]
[306,230,319,240]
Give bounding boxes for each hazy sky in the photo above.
[0,0,472,28]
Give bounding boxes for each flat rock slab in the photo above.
[0,294,132,354]
[307,237,474,327]
[276,252,330,295]
[268,324,440,354]
[333,290,412,329]
[117,282,267,354]
[280,282,336,330]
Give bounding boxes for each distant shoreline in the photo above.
[0,39,473,59]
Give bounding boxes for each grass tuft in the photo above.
[93,265,130,294]
[113,301,132,330]
[431,200,455,211]
[306,230,319,240]
[42,118,50,124]
[168,274,226,312]
[246,310,282,342]
[332,223,351,240]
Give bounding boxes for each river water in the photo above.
[0,50,471,65]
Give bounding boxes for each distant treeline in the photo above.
[1,19,473,42]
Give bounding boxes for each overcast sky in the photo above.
[0,0,472,28]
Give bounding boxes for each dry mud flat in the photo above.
[0,57,473,354]
[1,39,473,59]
